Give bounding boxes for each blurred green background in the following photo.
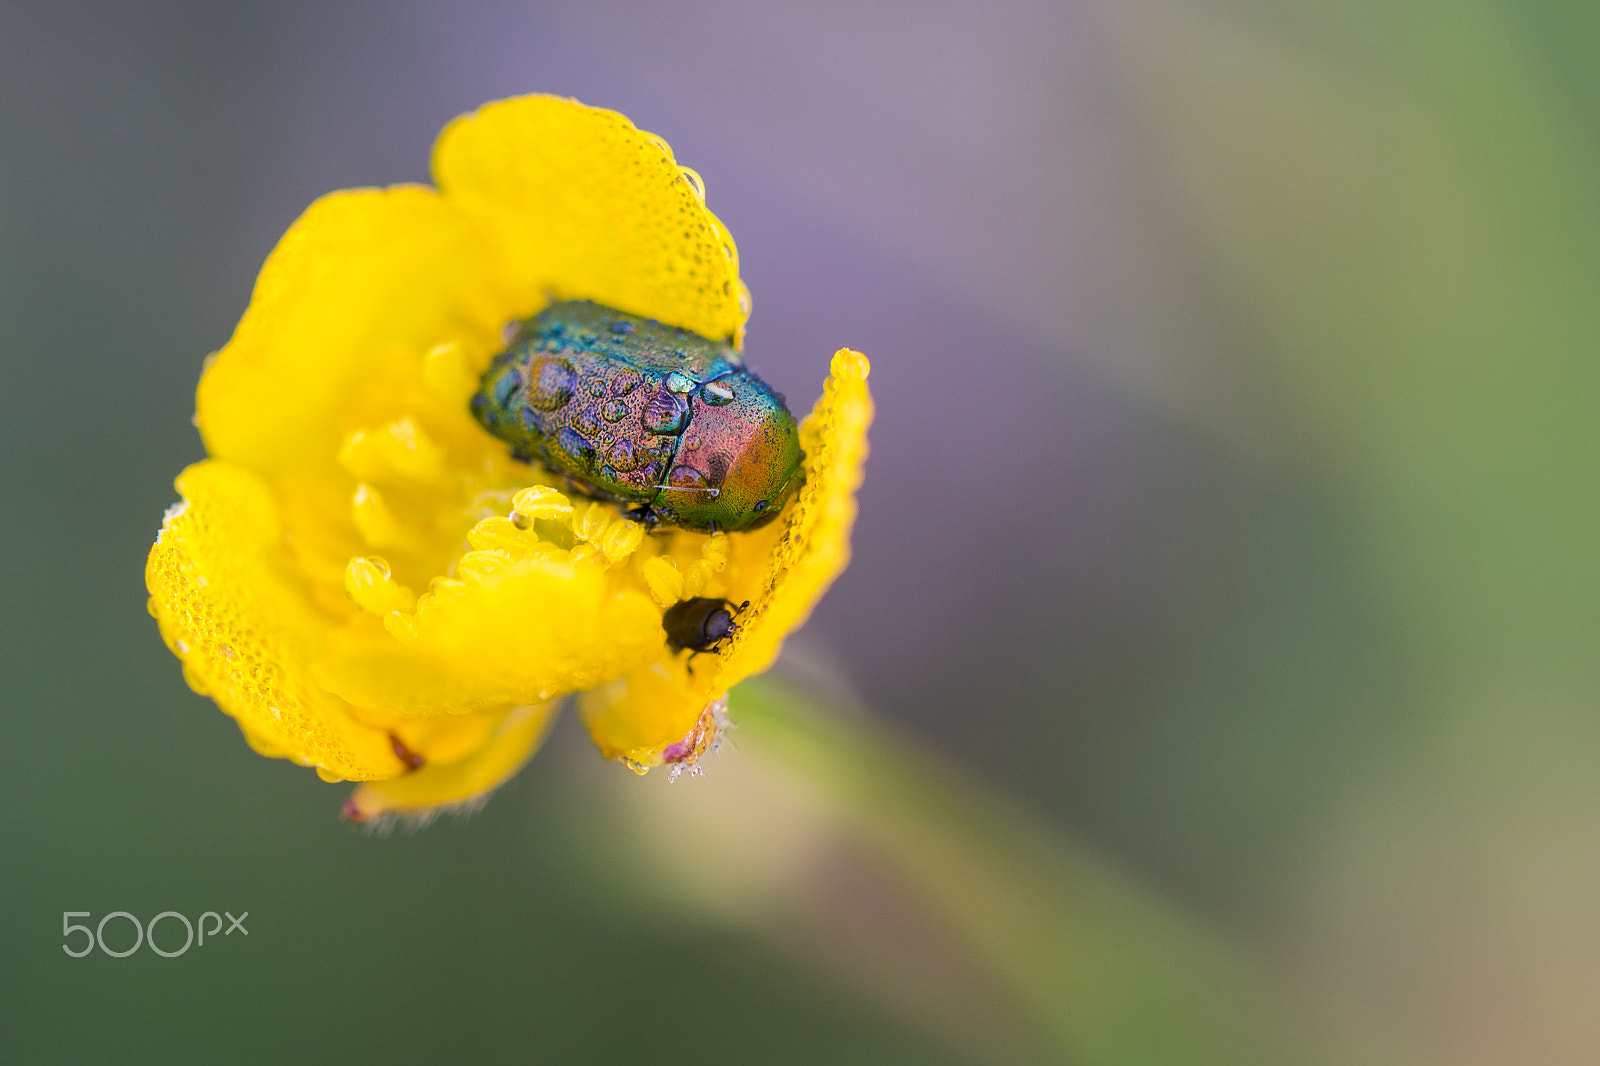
[3,1,1598,1062]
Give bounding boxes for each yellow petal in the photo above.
[579,659,711,770]
[389,710,506,766]
[314,556,663,715]
[342,703,557,823]
[145,461,406,780]
[433,95,748,345]
[197,185,504,478]
[714,349,873,691]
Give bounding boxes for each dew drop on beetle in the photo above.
[472,301,802,532]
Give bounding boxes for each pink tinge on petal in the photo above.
[660,695,728,781]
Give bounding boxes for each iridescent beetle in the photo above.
[472,300,802,532]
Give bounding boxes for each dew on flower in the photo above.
[467,515,542,556]
[144,94,872,819]
[663,694,730,782]
[344,556,416,615]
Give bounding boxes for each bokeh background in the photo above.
[4,1,1599,1062]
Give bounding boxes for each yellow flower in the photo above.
[145,95,872,823]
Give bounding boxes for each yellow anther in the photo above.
[569,542,601,566]
[682,558,713,599]
[526,543,565,565]
[351,483,402,546]
[344,556,416,614]
[467,515,542,556]
[453,550,508,585]
[510,485,573,524]
[640,555,684,607]
[383,611,419,643]
[572,501,611,541]
[339,418,447,483]
[599,519,644,563]
[428,577,468,601]
[410,580,464,622]
[421,340,479,404]
[381,418,446,481]
[339,430,382,480]
[701,532,730,571]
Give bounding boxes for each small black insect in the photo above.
[662,597,750,659]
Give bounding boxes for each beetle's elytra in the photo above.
[471,301,802,533]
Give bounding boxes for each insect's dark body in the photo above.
[663,597,748,654]
[472,301,802,532]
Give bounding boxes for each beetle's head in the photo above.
[652,371,802,533]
